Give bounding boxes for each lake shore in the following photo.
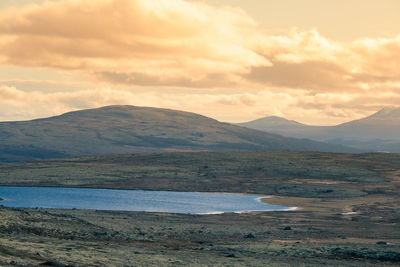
[0,187,289,214]
[0,151,399,266]
[1,202,399,266]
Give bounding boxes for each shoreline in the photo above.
[0,184,276,197]
[0,187,296,215]
[258,196,299,211]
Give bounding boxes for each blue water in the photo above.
[0,186,293,214]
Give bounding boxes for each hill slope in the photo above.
[0,105,357,162]
[238,107,400,152]
[237,116,327,138]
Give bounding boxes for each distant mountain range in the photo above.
[0,105,357,162]
[238,107,400,153]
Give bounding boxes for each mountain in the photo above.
[0,105,358,162]
[237,116,327,138]
[335,107,400,140]
[238,107,400,152]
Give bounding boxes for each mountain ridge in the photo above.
[238,107,400,152]
[0,105,358,162]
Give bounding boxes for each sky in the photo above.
[0,0,399,125]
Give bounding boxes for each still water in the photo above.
[0,186,294,214]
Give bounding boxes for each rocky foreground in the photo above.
[0,151,400,266]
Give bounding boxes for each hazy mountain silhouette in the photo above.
[238,107,400,152]
[0,105,358,162]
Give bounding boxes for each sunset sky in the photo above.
[0,0,399,125]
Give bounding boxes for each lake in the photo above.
[0,186,294,214]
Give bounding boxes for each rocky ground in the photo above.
[0,151,400,266]
[0,203,400,266]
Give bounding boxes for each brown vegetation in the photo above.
[1,151,400,266]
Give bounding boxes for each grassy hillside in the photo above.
[0,105,357,162]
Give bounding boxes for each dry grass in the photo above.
[1,151,400,266]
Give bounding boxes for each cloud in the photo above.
[0,0,269,87]
[0,1,399,92]
[0,1,399,94]
[248,30,400,93]
[2,84,400,125]
[246,60,351,91]
[95,71,239,88]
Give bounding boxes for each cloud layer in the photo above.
[2,85,398,125]
[1,1,399,90]
[0,0,269,87]
[0,0,399,124]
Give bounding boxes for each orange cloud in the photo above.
[0,1,399,93]
[249,30,400,92]
[0,0,269,87]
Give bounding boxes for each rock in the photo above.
[245,233,255,238]
[283,226,292,230]
[92,231,108,236]
[10,261,28,266]
[226,253,237,258]
[40,260,68,267]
